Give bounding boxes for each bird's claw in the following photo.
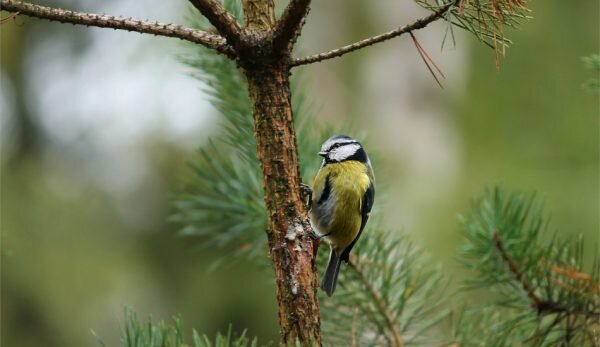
[300,183,313,209]
[308,229,321,240]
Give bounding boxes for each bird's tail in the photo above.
[321,248,342,296]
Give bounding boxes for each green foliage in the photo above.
[454,188,599,346]
[582,54,600,94]
[321,230,447,346]
[172,2,348,263]
[95,309,258,347]
[171,0,265,261]
[172,16,265,259]
[447,307,532,346]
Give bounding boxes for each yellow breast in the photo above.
[311,161,371,250]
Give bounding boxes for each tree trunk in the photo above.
[245,61,321,345]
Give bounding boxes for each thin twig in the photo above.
[187,0,242,48]
[290,4,452,67]
[348,260,405,347]
[273,0,311,52]
[492,232,543,310]
[0,0,235,57]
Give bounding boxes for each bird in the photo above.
[306,135,375,296]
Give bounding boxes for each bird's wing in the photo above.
[340,181,374,262]
[316,174,332,206]
[311,165,331,207]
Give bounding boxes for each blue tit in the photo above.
[309,135,375,296]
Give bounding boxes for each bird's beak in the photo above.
[318,151,327,157]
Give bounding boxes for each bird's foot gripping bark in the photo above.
[300,183,313,209]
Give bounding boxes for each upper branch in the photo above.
[291,5,451,67]
[187,0,243,48]
[0,0,234,56]
[273,0,311,53]
[242,0,275,31]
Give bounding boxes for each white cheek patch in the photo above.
[330,143,360,162]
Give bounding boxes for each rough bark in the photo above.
[188,0,243,49]
[245,62,321,345]
[241,0,275,30]
[236,1,321,344]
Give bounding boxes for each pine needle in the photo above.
[0,11,20,24]
[410,32,445,88]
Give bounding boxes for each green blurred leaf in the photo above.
[582,54,600,94]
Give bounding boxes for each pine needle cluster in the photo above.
[417,0,531,64]
[321,230,447,346]
[170,0,265,261]
[94,309,258,347]
[452,188,599,346]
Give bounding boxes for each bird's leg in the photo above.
[299,183,320,240]
[308,230,331,241]
[299,183,313,210]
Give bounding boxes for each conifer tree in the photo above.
[2,1,598,346]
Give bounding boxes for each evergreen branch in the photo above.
[417,0,531,60]
[173,5,268,263]
[321,230,447,346]
[0,0,234,57]
[188,0,243,48]
[95,308,259,347]
[273,0,311,52]
[290,5,451,67]
[459,187,600,346]
[348,260,404,347]
[447,307,541,346]
[492,231,543,310]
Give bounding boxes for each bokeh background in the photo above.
[1,1,598,346]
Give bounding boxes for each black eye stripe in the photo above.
[327,141,358,151]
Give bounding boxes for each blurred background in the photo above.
[1,0,597,346]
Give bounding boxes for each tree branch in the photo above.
[290,5,451,67]
[492,232,600,321]
[492,232,543,310]
[241,0,275,31]
[240,2,320,345]
[188,0,243,48]
[0,0,234,57]
[273,0,311,53]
